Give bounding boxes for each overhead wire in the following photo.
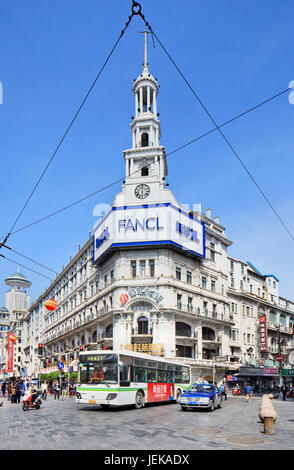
[138,11,294,241]
[0,9,135,250]
[0,85,289,240]
[0,254,54,281]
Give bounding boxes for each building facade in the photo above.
[20,34,294,387]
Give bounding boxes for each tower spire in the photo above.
[144,30,148,68]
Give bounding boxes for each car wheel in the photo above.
[134,391,145,409]
[181,406,187,411]
[209,400,215,412]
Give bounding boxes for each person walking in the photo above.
[245,383,253,402]
[1,381,6,398]
[54,382,60,400]
[41,381,48,400]
[15,380,22,404]
[7,381,12,401]
[61,384,67,401]
[11,381,17,404]
[221,382,228,402]
[281,383,287,401]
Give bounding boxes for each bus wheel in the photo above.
[176,390,182,403]
[101,404,110,410]
[135,391,145,409]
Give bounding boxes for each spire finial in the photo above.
[144,30,148,67]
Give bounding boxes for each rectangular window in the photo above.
[176,267,181,281]
[104,274,108,286]
[202,277,207,289]
[240,280,243,290]
[250,284,253,294]
[149,259,155,277]
[131,261,137,279]
[241,264,245,274]
[230,260,234,271]
[188,297,193,312]
[187,271,192,284]
[140,260,146,277]
[231,277,234,288]
[211,280,216,292]
[177,294,182,310]
[110,270,114,282]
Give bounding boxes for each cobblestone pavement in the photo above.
[0,394,293,450]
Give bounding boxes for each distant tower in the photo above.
[5,268,31,323]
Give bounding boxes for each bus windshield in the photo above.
[79,354,118,384]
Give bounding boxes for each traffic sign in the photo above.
[276,355,283,362]
[57,362,64,370]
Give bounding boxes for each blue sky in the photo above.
[0,0,293,304]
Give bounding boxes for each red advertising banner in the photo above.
[7,333,17,373]
[147,383,174,402]
[259,316,268,352]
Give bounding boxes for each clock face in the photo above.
[135,184,150,199]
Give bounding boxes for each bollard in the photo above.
[264,416,274,435]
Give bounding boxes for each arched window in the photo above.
[141,133,149,147]
[141,167,149,176]
[175,322,191,337]
[138,316,148,334]
[202,327,215,341]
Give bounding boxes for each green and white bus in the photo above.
[76,350,191,409]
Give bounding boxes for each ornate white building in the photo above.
[22,34,294,386]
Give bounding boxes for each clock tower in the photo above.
[113,32,178,207]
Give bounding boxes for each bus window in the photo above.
[147,368,157,382]
[157,370,167,383]
[133,366,147,382]
[120,364,130,383]
[166,370,175,383]
[182,367,190,384]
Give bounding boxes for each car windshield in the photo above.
[186,384,213,393]
[79,354,118,384]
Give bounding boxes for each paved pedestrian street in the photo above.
[0,395,293,451]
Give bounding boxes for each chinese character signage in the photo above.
[121,343,164,356]
[259,315,268,352]
[147,383,174,402]
[128,287,163,304]
[7,333,17,373]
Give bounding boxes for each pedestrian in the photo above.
[1,381,6,398]
[54,382,60,400]
[7,381,12,401]
[245,383,253,402]
[61,384,67,401]
[41,381,48,400]
[15,380,22,404]
[11,382,17,404]
[281,383,287,401]
[221,382,227,401]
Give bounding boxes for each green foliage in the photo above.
[39,371,77,383]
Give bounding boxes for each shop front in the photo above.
[231,367,279,393]
[282,368,294,386]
